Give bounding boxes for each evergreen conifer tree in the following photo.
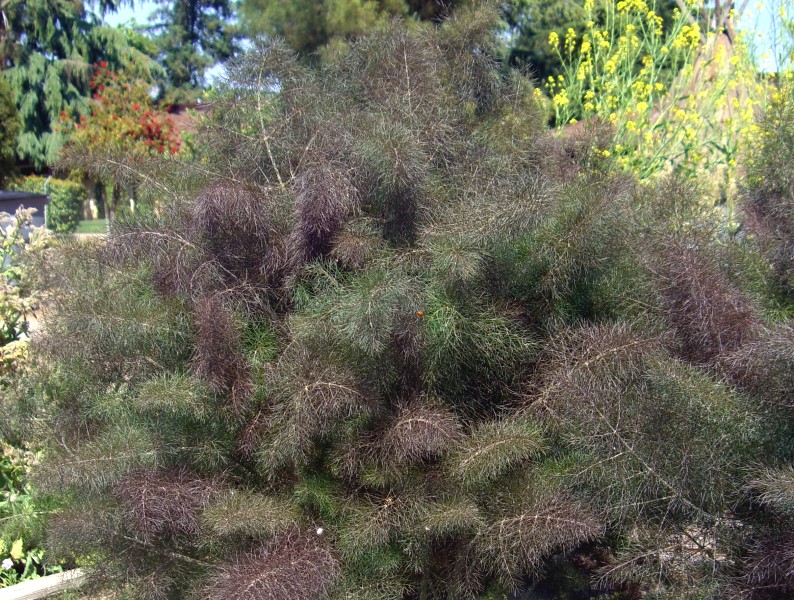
[17,3,793,599]
[147,0,240,101]
[239,0,468,60]
[0,0,159,169]
[0,74,20,184]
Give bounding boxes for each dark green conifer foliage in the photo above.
[21,3,792,599]
[502,0,587,81]
[0,0,160,169]
[0,73,19,184]
[148,0,240,100]
[502,0,679,83]
[238,0,469,61]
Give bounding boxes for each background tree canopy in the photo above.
[0,0,234,170]
[146,0,240,101]
[0,0,160,170]
[502,0,680,82]
[239,0,470,59]
[503,0,586,80]
[0,75,19,185]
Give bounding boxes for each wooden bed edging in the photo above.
[0,569,86,600]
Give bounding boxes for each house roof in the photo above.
[0,191,48,201]
[166,102,215,134]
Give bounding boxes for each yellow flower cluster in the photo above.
[565,28,577,53]
[542,0,770,209]
[646,10,663,36]
[553,89,569,107]
[616,0,649,14]
[1,340,29,375]
[672,24,701,50]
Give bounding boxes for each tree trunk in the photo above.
[108,180,121,221]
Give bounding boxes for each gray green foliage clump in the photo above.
[16,4,794,599]
[742,82,794,306]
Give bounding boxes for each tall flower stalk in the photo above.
[547,0,767,198]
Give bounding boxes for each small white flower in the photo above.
[316,527,324,536]
[2,558,14,570]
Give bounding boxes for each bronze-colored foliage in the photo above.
[741,82,794,297]
[108,182,291,308]
[47,503,201,600]
[376,398,461,465]
[191,183,290,296]
[594,527,727,594]
[719,324,794,411]
[193,184,272,271]
[533,323,756,523]
[112,468,218,542]
[190,294,253,411]
[33,239,192,386]
[329,218,385,270]
[237,410,268,460]
[203,528,340,600]
[291,166,360,262]
[107,207,218,300]
[473,494,604,589]
[736,466,794,598]
[653,241,761,364]
[257,347,374,472]
[23,5,793,600]
[337,492,421,559]
[744,530,794,599]
[743,195,794,295]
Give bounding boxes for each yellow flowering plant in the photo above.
[547,0,768,206]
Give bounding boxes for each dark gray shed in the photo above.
[0,191,49,228]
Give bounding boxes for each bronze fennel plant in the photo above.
[18,4,794,599]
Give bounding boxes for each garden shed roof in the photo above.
[0,190,49,214]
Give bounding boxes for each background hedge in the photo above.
[10,176,86,233]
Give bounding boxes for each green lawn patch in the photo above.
[74,219,108,234]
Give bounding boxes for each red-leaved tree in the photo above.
[57,62,183,218]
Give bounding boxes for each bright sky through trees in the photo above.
[100,0,230,87]
[101,1,157,27]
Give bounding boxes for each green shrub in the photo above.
[0,208,48,350]
[0,208,55,589]
[741,81,794,304]
[0,75,20,188]
[0,444,62,588]
[10,176,86,233]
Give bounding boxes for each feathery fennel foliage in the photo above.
[13,3,793,599]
